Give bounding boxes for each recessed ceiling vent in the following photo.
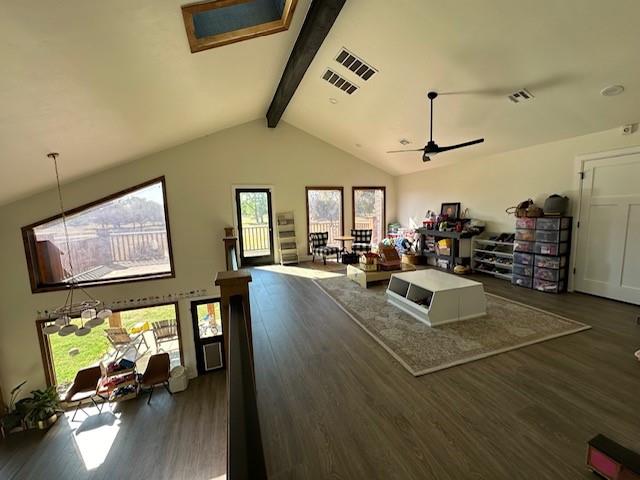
[335,48,377,81]
[508,88,534,103]
[322,69,358,95]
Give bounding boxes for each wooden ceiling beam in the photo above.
[266,0,346,128]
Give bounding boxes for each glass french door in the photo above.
[235,188,275,266]
[190,299,224,375]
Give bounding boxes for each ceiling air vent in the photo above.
[508,88,534,103]
[322,69,359,95]
[335,48,377,81]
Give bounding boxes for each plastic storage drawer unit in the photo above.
[514,240,535,253]
[534,255,567,269]
[536,217,571,230]
[534,266,566,282]
[534,242,568,256]
[512,274,533,288]
[514,252,534,265]
[513,264,533,276]
[515,229,535,241]
[535,229,569,243]
[515,218,536,229]
[533,278,565,293]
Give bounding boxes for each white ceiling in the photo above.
[2,0,640,205]
[284,0,640,174]
[0,0,310,205]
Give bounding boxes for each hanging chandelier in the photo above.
[42,153,111,337]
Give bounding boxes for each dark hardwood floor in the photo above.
[0,370,227,480]
[250,264,640,479]
[2,263,638,479]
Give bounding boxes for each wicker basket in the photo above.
[402,253,421,265]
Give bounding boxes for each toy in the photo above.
[586,434,640,479]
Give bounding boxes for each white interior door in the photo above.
[575,151,640,304]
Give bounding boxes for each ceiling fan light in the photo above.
[43,324,61,335]
[85,317,105,328]
[59,323,78,336]
[47,153,106,329]
[75,326,91,337]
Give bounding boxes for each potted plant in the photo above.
[24,386,61,430]
[1,381,28,435]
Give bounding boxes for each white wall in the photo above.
[0,120,396,402]
[397,127,640,233]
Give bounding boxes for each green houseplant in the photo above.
[1,381,28,434]
[24,386,61,430]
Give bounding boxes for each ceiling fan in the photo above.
[387,91,484,162]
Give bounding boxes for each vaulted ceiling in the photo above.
[2,0,640,205]
[286,0,640,174]
[0,0,310,205]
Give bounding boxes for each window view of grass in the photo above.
[49,304,176,389]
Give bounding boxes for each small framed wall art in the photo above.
[440,202,461,219]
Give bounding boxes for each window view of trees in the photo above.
[237,190,271,257]
[307,188,343,246]
[354,188,385,245]
[26,179,172,289]
[239,191,269,225]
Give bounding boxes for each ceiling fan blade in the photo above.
[386,148,424,154]
[435,138,484,153]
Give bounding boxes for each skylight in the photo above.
[182,0,298,53]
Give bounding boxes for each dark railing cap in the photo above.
[215,270,252,287]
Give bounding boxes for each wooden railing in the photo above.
[309,220,341,245]
[109,230,168,262]
[36,229,169,281]
[241,225,270,253]
[223,235,239,271]
[354,216,374,231]
[241,219,376,253]
[217,232,267,480]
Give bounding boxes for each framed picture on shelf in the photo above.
[440,202,461,219]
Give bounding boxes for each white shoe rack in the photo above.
[472,233,514,281]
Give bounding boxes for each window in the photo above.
[353,187,386,245]
[306,187,344,251]
[22,177,174,293]
[182,0,298,53]
[38,303,182,394]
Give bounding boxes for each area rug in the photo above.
[314,276,591,376]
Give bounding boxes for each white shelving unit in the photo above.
[276,211,298,265]
[472,234,514,281]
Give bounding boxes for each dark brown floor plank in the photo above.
[0,372,226,480]
[2,264,638,479]
[252,264,640,479]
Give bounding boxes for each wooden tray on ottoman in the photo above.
[347,263,416,288]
